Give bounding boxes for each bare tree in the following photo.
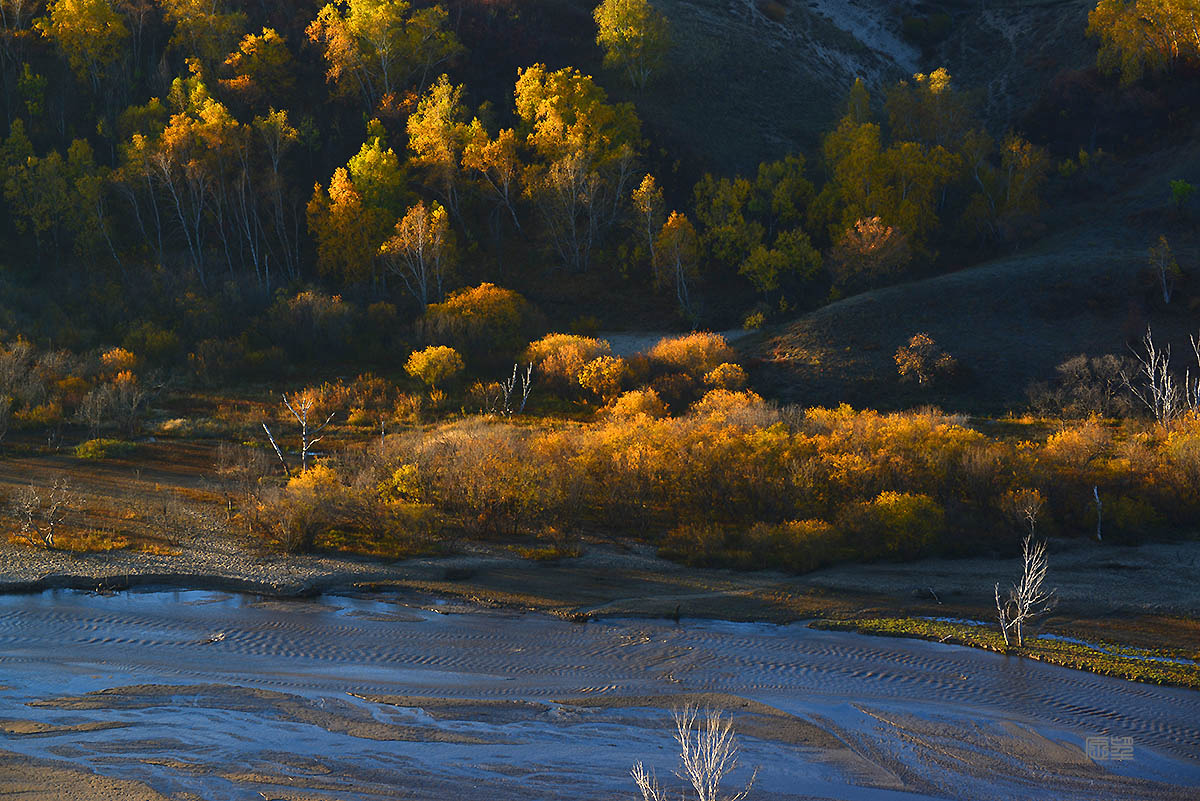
[11,479,75,548]
[500,363,533,416]
[1122,327,1200,425]
[632,705,756,801]
[262,390,336,474]
[994,535,1056,647]
[1000,488,1044,538]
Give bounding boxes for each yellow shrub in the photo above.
[578,355,628,402]
[690,389,766,423]
[648,332,736,379]
[609,388,668,419]
[703,362,747,390]
[405,345,464,389]
[837,491,944,559]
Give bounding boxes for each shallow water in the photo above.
[1,590,1198,800]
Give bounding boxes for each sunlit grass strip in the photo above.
[811,617,1200,691]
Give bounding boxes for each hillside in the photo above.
[752,134,1200,412]
[617,0,1096,173]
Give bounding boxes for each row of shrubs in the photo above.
[228,392,1200,569]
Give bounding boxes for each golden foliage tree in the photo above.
[1088,0,1200,84]
[593,0,670,88]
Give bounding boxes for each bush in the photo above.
[649,372,698,412]
[422,283,539,367]
[524,334,612,390]
[609,388,668,419]
[703,362,747,390]
[405,346,464,389]
[837,491,944,559]
[895,333,956,385]
[75,438,137,460]
[578,355,628,403]
[123,321,180,362]
[648,332,736,380]
[100,347,139,375]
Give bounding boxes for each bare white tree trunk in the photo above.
[632,705,756,801]
[995,535,1056,647]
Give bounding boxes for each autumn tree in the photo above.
[885,67,974,150]
[826,216,911,294]
[407,74,468,217]
[461,119,522,231]
[655,210,699,318]
[160,0,248,70]
[631,173,664,278]
[220,27,295,108]
[379,200,453,307]
[308,124,408,282]
[593,0,670,88]
[35,0,129,96]
[307,0,461,113]
[1087,0,1200,84]
[515,64,641,272]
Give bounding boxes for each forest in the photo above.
[0,0,1198,571]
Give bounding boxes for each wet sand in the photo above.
[1,590,1197,801]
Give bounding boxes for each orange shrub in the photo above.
[609,388,668,419]
[422,283,538,365]
[648,332,736,379]
[703,362,747,390]
[578,355,628,402]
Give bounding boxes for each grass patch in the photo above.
[507,543,583,562]
[812,617,1200,690]
[313,527,439,561]
[74,438,137,460]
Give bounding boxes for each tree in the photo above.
[35,0,129,96]
[593,0,670,89]
[308,127,408,281]
[655,210,699,319]
[994,534,1055,647]
[1148,234,1181,305]
[263,390,336,474]
[961,131,1050,242]
[826,216,912,294]
[462,119,522,230]
[11,478,75,548]
[306,0,461,113]
[739,228,820,298]
[1088,0,1200,84]
[220,27,296,107]
[631,173,664,278]
[407,74,468,216]
[631,706,756,801]
[379,200,453,307]
[515,64,641,272]
[885,67,974,149]
[160,0,248,69]
[895,332,955,386]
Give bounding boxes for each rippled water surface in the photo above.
[1,590,1198,800]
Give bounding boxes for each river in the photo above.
[0,590,1197,800]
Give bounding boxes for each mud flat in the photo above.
[1,590,1198,800]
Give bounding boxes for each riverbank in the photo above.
[3,534,1198,670]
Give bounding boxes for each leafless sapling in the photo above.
[262,390,336,474]
[632,705,757,801]
[11,478,75,548]
[994,534,1056,647]
[500,363,533,416]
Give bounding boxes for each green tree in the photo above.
[593,0,670,89]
